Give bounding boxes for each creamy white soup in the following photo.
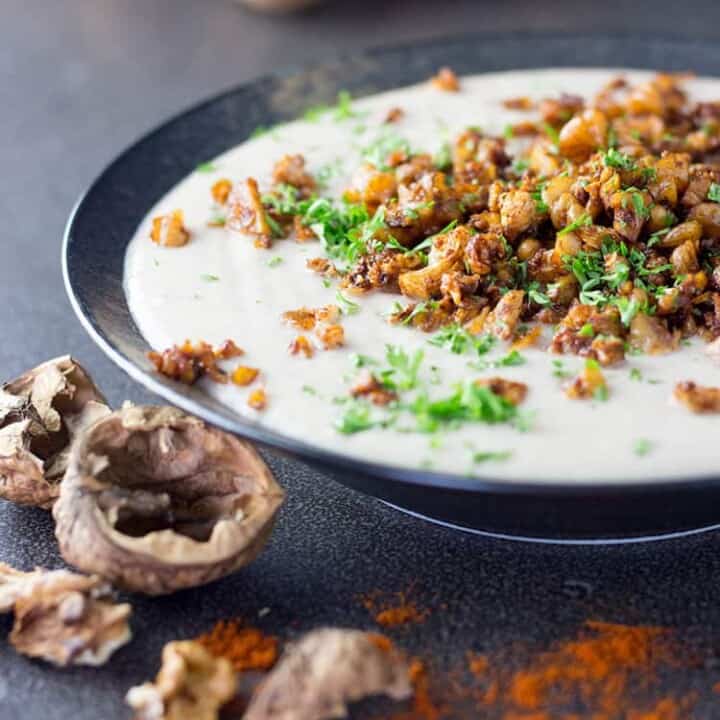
[125,68,720,484]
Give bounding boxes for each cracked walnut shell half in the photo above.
[0,356,110,508]
[53,405,284,595]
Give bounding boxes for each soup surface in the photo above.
[125,68,720,484]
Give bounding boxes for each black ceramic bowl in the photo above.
[63,33,720,542]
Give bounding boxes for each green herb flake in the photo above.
[543,122,560,146]
[552,359,571,379]
[302,385,317,395]
[201,274,220,282]
[472,450,513,464]
[336,290,360,315]
[633,438,652,457]
[378,345,424,392]
[578,323,595,338]
[267,256,283,268]
[557,213,592,236]
[196,162,217,173]
[629,367,642,382]
[350,353,377,369]
[602,148,637,171]
[503,124,514,140]
[709,183,720,203]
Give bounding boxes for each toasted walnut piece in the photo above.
[226,178,272,248]
[511,325,542,350]
[148,340,243,385]
[629,314,676,355]
[430,67,460,92]
[282,307,317,331]
[486,290,525,340]
[211,179,233,205]
[231,366,260,387]
[316,324,345,350]
[0,356,110,508]
[350,371,398,406]
[272,154,316,197]
[566,361,608,400]
[53,405,284,595]
[674,381,720,413]
[306,257,338,277]
[0,563,131,667]
[244,628,411,720]
[150,210,190,247]
[384,107,405,124]
[558,109,608,163]
[248,389,268,411]
[127,641,236,720]
[499,190,537,241]
[476,378,527,406]
[214,340,245,360]
[288,336,314,358]
[503,96,535,111]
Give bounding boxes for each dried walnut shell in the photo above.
[53,405,284,595]
[0,356,110,508]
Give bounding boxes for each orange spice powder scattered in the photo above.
[196,619,278,673]
[381,620,701,720]
[360,588,430,628]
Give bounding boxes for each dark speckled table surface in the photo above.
[5,2,720,718]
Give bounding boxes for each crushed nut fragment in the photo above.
[430,67,460,92]
[231,366,260,386]
[288,335,314,358]
[244,628,411,720]
[674,381,720,413]
[126,640,236,720]
[248,388,268,411]
[150,210,190,247]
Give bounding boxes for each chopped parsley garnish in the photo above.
[552,359,571,379]
[413,220,458,254]
[267,256,283,268]
[578,323,595,338]
[378,345,424,391]
[469,350,526,370]
[629,367,642,381]
[302,385,317,395]
[611,296,641,327]
[647,228,670,248]
[394,300,439,325]
[200,274,220,282]
[362,133,411,170]
[531,182,549,213]
[196,162,217,173]
[527,281,552,306]
[335,400,384,434]
[336,290,360,315]
[633,438,652,456]
[629,190,651,220]
[709,183,720,203]
[350,353,377,368]
[512,158,530,174]
[472,450,513,464]
[602,148,637,171]
[433,142,452,170]
[303,104,330,122]
[333,90,358,121]
[411,381,518,433]
[503,124,514,140]
[429,324,496,356]
[543,122,560,146]
[557,213,592,236]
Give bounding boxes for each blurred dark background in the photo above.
[5,1,720,719]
